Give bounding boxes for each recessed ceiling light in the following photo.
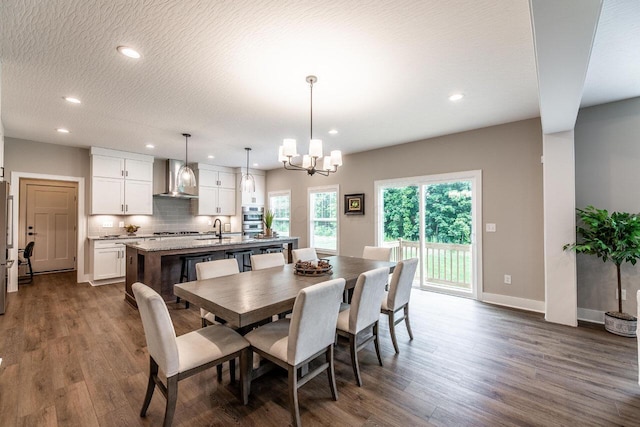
[449,93,464,101]
[56,128,70,133]
[328,129,338,135]
[63,96,81,104]
[207,155,215,159]
[253,163,259,167]
[145,144,155,149]
[117,46,141,59]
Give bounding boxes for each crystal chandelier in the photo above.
[278,75,342,176]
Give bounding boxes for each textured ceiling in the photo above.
[0,0,637,170]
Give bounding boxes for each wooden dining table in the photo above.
[173,255,396,330]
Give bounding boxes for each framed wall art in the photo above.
[344,193,365,215]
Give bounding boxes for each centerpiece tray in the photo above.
[294,259,333,276]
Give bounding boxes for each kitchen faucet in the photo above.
[213,218,223,240]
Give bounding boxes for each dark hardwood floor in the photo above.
[1,272,640,426]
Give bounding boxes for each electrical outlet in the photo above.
[119,221,125,228]
[102,221,113,228]
[207,220,212,225]
[622,289,627,300]
[486,223,496,232]
[504,274,512,284]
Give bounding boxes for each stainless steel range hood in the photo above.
[153,159,198,198]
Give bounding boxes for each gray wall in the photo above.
[575,97,640,314]
[266,118,545,301]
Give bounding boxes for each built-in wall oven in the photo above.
[242,206,264,236]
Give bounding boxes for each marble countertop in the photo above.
[124,235,298,252]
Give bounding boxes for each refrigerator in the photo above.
[0,181,13,315]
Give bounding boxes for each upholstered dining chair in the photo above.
[244,278,345,427]
[381,258,419,353]
[196,258,241,382]
[362,246,392,262]
[132,282,250,427]
[250,252,286,270]
[291,247,318,263]
[336,267,389,386]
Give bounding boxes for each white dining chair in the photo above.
[362,246,392,262]
[244,278,345,427]
[292,247,318,263]
[381,258,419,353]
[196,258,241,381]
[336,267,389,386]
[132,282,250,427]
[250,252,285,270]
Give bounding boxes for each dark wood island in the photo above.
[124,236,299,307]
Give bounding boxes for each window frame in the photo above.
[268,189,291,237]
[307,184,340,255]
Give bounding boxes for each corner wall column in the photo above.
[543,130,577,326]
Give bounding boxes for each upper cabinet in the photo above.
[192,164,236,216]
[241,173,265,206]
[90,147,154,215]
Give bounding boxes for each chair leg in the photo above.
[216,364,223,382]
[326,345,338,401]
[28,259,33,282]
[288,364,301,427]
[240,349,251,405]
[140,357,158,417]
[229,358,236,383]
[404,304,414,340]
[163,375,178,427]
[349,333,362,387]
[388,311,400,354]
[373,321,383,366]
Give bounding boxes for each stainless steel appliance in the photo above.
[0,181,14,315]
[242,206,264,236]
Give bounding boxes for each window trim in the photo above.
[268,189,291,237]
[307,184,340,255]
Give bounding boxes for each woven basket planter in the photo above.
[604,311,637,337]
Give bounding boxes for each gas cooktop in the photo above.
[152,231,199,236]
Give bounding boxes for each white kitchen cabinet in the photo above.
[90,147,154,215]
[241,173,265,206]
[92,240,127,281]
[192,164,236,216]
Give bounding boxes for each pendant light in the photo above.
[240,147,255,193]
[176,133,197,191]
[278,75,343,176]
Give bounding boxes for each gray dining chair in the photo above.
[362,246,392,262]
[250,252,285,270]
[244,278,345,427]
[196,258,241,381]
[132,282,250,427]
[336,267,389,386]
[381,258,419,353]
[292,247,318,263]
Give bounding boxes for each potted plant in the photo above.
[564,206,640,337]
[125,224,140,236]
[264,209,275,237]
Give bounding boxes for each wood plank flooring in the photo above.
[1,272,640,426]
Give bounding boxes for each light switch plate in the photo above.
[486,223,496,232]
[118,221,125,228]
[103,221,113,228]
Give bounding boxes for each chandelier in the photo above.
[278,75,342,176]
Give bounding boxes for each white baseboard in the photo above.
[577,307,605,324]
[481,292,545,313]
[89,277,124,286]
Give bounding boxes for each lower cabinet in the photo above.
[93,240,126,280]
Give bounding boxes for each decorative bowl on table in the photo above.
[294,259,333,276]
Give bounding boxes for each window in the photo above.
[268,190,291,237]
[308,185,339,254]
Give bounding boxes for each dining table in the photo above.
[173,255,396,330]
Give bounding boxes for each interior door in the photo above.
[23,180,78,273]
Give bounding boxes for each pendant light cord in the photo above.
[309,79,313,140]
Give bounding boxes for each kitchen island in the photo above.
[124,236,299,307]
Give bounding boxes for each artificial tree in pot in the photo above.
[564,206,640,337]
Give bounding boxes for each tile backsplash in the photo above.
[88,197,233,236]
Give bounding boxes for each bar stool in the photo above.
[178,254,213,307]
[225,249,254,272]
[259,245,284,254]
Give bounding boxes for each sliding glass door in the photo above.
[376,171,481,299]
